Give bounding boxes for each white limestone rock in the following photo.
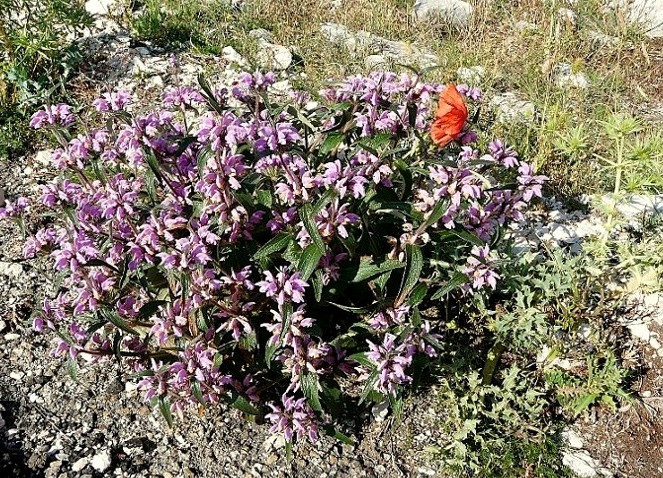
[456,66,485,85]
[626,0,663,38]
[413,0,473,29]
[562,450,599,477]
[489,92,536,123]
[553,63,590,89]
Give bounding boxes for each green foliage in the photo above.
[426,245,632,474]
[429,365,571,477]
[131,0,262,55]
[0,0,92,159]
[0,105,33,159]
[546,350,631,417]
[0,0,92,105]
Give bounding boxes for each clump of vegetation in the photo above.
[1,68,549,451]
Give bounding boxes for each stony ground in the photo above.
[2,1,663,477]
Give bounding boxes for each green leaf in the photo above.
[313,269,324,302]
[573,394,598,415]
[351,257,404,283]
[319,132,345,155]
[407,284,428,306]
[145,266,169,289]
[265,341,279,368]
[298,243,324,281]
[430,272,468,300]
[358,132,392,154]
[388,394,404,421]
[197,145,213,175]
[439,228,484,247]
[327,302,373,314]
[286,105,316,130]
[278,303,294,345]
[420,199,448,231]
[253,232,294,260]
[256,189,273,208]
[112,331,122,362]
[396,244,424,306]
[347,352,375,369]
[285,440,293,462]
[231,395,260,415]
[191,380,205,405]
[393,159,413,200]
[80,258,119,272]
[323,425,355,446]
[159,397,174,427]
[312,187,336,215]
[197,73,225,115]
[301,372,323,412]
[137,300,167,320]
[173,136,197,157]
[320,382,344,417]
[301,203,325,252]
[99,309,139,336]
[359,369,380,405]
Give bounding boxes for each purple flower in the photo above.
[256,267,308,305]
[29,104,75,129]
[366,334,413,395]
[265,393,319,443]
[463,245,500,290]
[0,197,29,219]
[163,87,204,108]
[369,305,410,330]
[93,90,132,112]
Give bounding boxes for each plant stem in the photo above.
[613,135,624,195]
[0,21,14,62]
[482,342,505,386]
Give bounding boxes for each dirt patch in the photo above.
[578,331,663,478]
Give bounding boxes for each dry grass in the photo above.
[131,0,663,197]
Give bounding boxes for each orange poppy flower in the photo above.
[431,84,468,148]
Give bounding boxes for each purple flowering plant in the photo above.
[3,69,546,447]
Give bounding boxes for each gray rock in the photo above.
[364,54,389,69]
[586,30,620,47]
[90,450,111,472]
[627,322,651,342]
[562,427,584,449]
[515,20,539,32]
[553,63,590,89]
[371,399,389,422]
[256,40,292,70]
[84,0,116,16]
[562,450,599,477]
[320,22,438,68]
[557,8,578,27]
[35,150,53,167]
[248,28,273,41]
[456,65,485,84]
[489,92,536,123]
[614,194,663,224]
[221,46,249,68]
[626,0,663,38]
[413,0,473,29]
[0,261,23,278]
